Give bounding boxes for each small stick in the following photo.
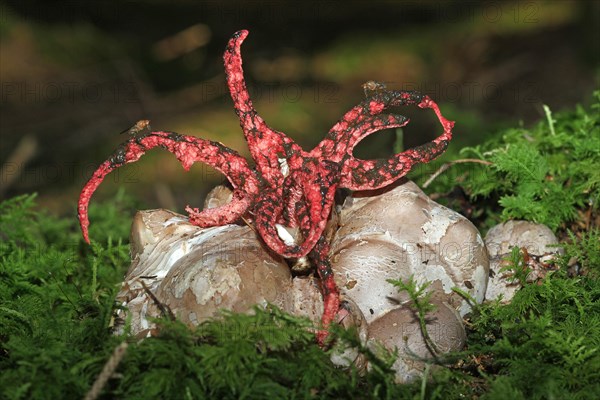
[0,135,38,196]
[84,342,129,400]
[140,280,176,321]
[423,158,493,188]
[240,215,256,233]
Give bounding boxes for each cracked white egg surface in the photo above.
[114,209,292,338]
[331,180,489,323]
[484,220,561,303]
[329,180,487,382]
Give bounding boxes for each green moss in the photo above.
[465,270,600,399]
[0,193,130,399]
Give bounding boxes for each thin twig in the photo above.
[0,135,38,196]
[241,215,256,233]
[140,280,176,321]
[423,158,493,188]
[84,342,128,400]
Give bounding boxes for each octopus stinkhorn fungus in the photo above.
[78,30,454,344]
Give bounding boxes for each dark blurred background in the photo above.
[1,0,599,217]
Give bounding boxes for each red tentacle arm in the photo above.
[224,30,299,185]
[338,93,454,190]
[78,131,259,243]
[313,113,409,161]
[314,91,425,161]
[309,235,341,345]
